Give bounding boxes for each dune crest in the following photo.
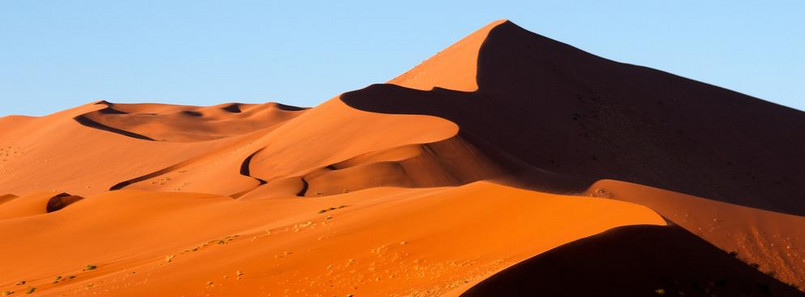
[78,101,307,142]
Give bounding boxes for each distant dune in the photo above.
[1,20,803,296]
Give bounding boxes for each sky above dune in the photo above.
[1,0,803,116]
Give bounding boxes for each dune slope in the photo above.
[0,182,665,296]
[586,180,805,289]
[462,225,804,297]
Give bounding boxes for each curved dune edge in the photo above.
[0,182,664,296]
[584,179,805,289]
[459,225,804,297]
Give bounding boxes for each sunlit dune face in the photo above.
[388,20,507,92]
[0,183,665,296]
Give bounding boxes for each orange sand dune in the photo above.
[343,20,805,216]
[2,19,805,296]
[0,191,82,220]
[0,100,308,197]
[0,182,665,296]
[111,99,465,197]
[0,102,259,196]
[80,101,306,142]
[586,180,805,289]
[462,225,805,296]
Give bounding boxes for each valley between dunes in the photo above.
[1,20,804,296]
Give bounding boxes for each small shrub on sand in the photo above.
[2,291,13,296]
[84,264,97,271]
[25,287,35,295]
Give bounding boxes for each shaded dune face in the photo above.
[342,21,805,216]
[585,179,805,290]
[0,194,17,206]
[462,225,804,297]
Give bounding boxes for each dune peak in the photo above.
[387,19,511,92]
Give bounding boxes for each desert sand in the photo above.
[1,20,804,296]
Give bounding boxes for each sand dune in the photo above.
[462,225,804,297]
[80,101,306,142]
[388,20,505,92]
[1,19,804,296]
[344,20,805,216]
[586,180,805,289]
[0,183,665,296]
[0,191,83,220]
[103,99,464,197]
[0,102,243,196]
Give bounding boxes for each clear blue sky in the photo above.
[2,0,803,116]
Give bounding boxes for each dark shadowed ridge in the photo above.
[296,178,309,197]
[240,149,267,185]
[73,114,155,141]
[109,157,201,191]
[462,225,805,297]
[45,193,84,213]
[274,103,308,111]
[222,103,242,113]
[341,20,805,216]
